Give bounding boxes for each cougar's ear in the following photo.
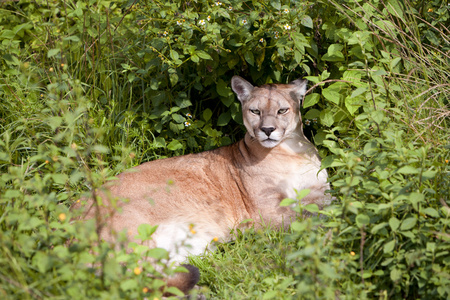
[231,76,254,103]
[289,79,308,106]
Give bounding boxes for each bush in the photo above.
[0,0,448,298]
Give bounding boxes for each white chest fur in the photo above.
[279,140,329,201]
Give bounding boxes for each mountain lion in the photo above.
[75,76,332,295]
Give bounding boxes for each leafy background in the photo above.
[0,0,449,299]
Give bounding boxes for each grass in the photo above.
[190,227,293,298]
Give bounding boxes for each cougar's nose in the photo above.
[261,126,276,137]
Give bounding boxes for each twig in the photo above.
[80,0,138,60]
[360,226,366,285]
[1,79,25,105]
[0,273,45,299]
[305,79,353,96]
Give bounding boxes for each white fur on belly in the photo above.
[152,222,213,263]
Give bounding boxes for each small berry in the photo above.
[58,213,66,222]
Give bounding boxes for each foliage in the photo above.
[0,0,449,299]
[0,93,188,298]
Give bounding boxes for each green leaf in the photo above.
[3,54,20,65]
[356,214,370,228]
[136,224,158,241]
[52,174,68,185]
[263,290,277,299]
[1,30,15,40]
[400,231,415,239]
[32,252,52,273]
[301,15,313,29]
[0,152,10,162]
[320,109,334,127]
[297,189,310,200]
[73,6,83,17]
[164,287,184,297]
[47,48,60,58]
[398,166,419,174]
[389,217,400,231]
[172,113,185,123]
[345,95,362,116]
[127,73,135,83]
[371,222,387,234]
[63,35,80,42]
[321,155,345,168]
[305,203,319,213]
[421,170,437,180]
[351,87,367,98]
[303,93,320,108]
[167,140,183,151]
[386,0,404,20]
[390,57,402,71]
[120,279,138,291]
[328,44,344,56]
[290,221,307,232]
[390,268,402,281]
[343,70,362,83]
[371,110,385,124]
[409,192,424,210]
[178,99,192,108]
[221,95,235,107]
[153,137,166,148]
[304,109,320,119]
[19,217,44,231]
[191,54,199,63]
[270,0,281,10]
[244,51,254,66]
[293,50,302,63]
[217,79,232,97]
[148,247,169,260]
[203,109,212,121]
[48,116,62,130]
[169,73,178,86]
[321,53,345,62]
[322,87,340,105]
[169,122,180,133]
[170,107,181,114]
[279,198,296,207]
[400,217,417,231]
[196,50,212,60]
[228,39,242,47]
[363,140,378,156]
[217,111,231,126]
[423,207,439,218]
[426,242,436,252]
[173,266,190,274]
[170,50,179,60]
[240,218,253,224]
[92,145,109,154]
[187,136,198,148]
[384,239,396,253]
[322,44,345,62]
[256,48,266,67]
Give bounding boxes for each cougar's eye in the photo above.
[278,108,289,114]
[249,109,260,115]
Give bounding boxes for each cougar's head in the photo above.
[231,76,308,148]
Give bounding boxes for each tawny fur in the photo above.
[74,76,332,294]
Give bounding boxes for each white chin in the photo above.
[259,139,280,148]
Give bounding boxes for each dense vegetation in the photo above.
[0,0,448,298]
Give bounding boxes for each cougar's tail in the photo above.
[164,264,200,296]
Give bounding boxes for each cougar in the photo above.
[75,76,332,295]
